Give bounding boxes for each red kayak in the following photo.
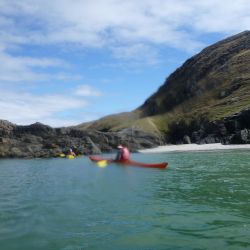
[89,155,168,169]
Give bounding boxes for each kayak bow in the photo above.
[89,155,168,169]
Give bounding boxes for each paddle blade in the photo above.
[97,160,108,168]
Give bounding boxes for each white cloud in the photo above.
[75,85,102,97]
[1,0,249,53]
[111,44,160,65]
[0,50,66,82]
[190,0,250,33]
[0,0,249,63]
[0,0,250,126]
[0,91,88,126]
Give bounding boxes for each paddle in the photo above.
[96,160,108,168]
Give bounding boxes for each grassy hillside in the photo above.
[77,31,250,136]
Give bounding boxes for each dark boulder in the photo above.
[183,135,191,144]
[229,129,250,144]
[0,118,166,158]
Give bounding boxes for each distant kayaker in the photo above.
[68,148,76,157]
[115,144,130,161]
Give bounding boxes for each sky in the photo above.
[0,0,250,127]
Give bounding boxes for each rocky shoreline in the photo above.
[166,108,250,145]
[0,121,164,158]
[1,33,250,159]
[0,108,249,159]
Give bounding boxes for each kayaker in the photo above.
[115,144,130,161]
[68,148,76,157]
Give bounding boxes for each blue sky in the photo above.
[0,0,249,127]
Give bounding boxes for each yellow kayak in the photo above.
[66,155,75,159]
[59,153,75,159]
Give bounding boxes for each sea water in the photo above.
[0,150,250,250]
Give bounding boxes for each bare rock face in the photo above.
[136,31,250,144]
[1,32,250,157]
[139,31,250,117]
[0,120,164,158]
[165,108,250,145]
[0,120,14,136]
[76,31,250,145]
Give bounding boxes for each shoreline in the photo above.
[138,143,250,153]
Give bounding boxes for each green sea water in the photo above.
[0,150,250,250]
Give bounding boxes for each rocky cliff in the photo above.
[1,31,250,158]
[79,31,250,145]
[0,121,164,158]
[139,31,250,118]
[138,31,250,144]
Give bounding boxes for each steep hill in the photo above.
[78,31,250,143]
[1,31,250,158]
[139,31,250,120]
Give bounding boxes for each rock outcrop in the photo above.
[139,31,250,117]
[78,31,250,143]
[1,31,250,158]
[166,108,250,145]
[0,121,164,158]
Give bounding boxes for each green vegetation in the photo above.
[77,31,250,137]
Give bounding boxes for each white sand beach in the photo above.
[139,143,250,153]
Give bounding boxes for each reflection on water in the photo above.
[0,151,250,249]
[147,151,250,249]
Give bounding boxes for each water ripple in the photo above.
[1,152,250,249]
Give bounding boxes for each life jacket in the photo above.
[121,147,130,161]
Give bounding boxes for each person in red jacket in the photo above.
[115,144,130,161]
